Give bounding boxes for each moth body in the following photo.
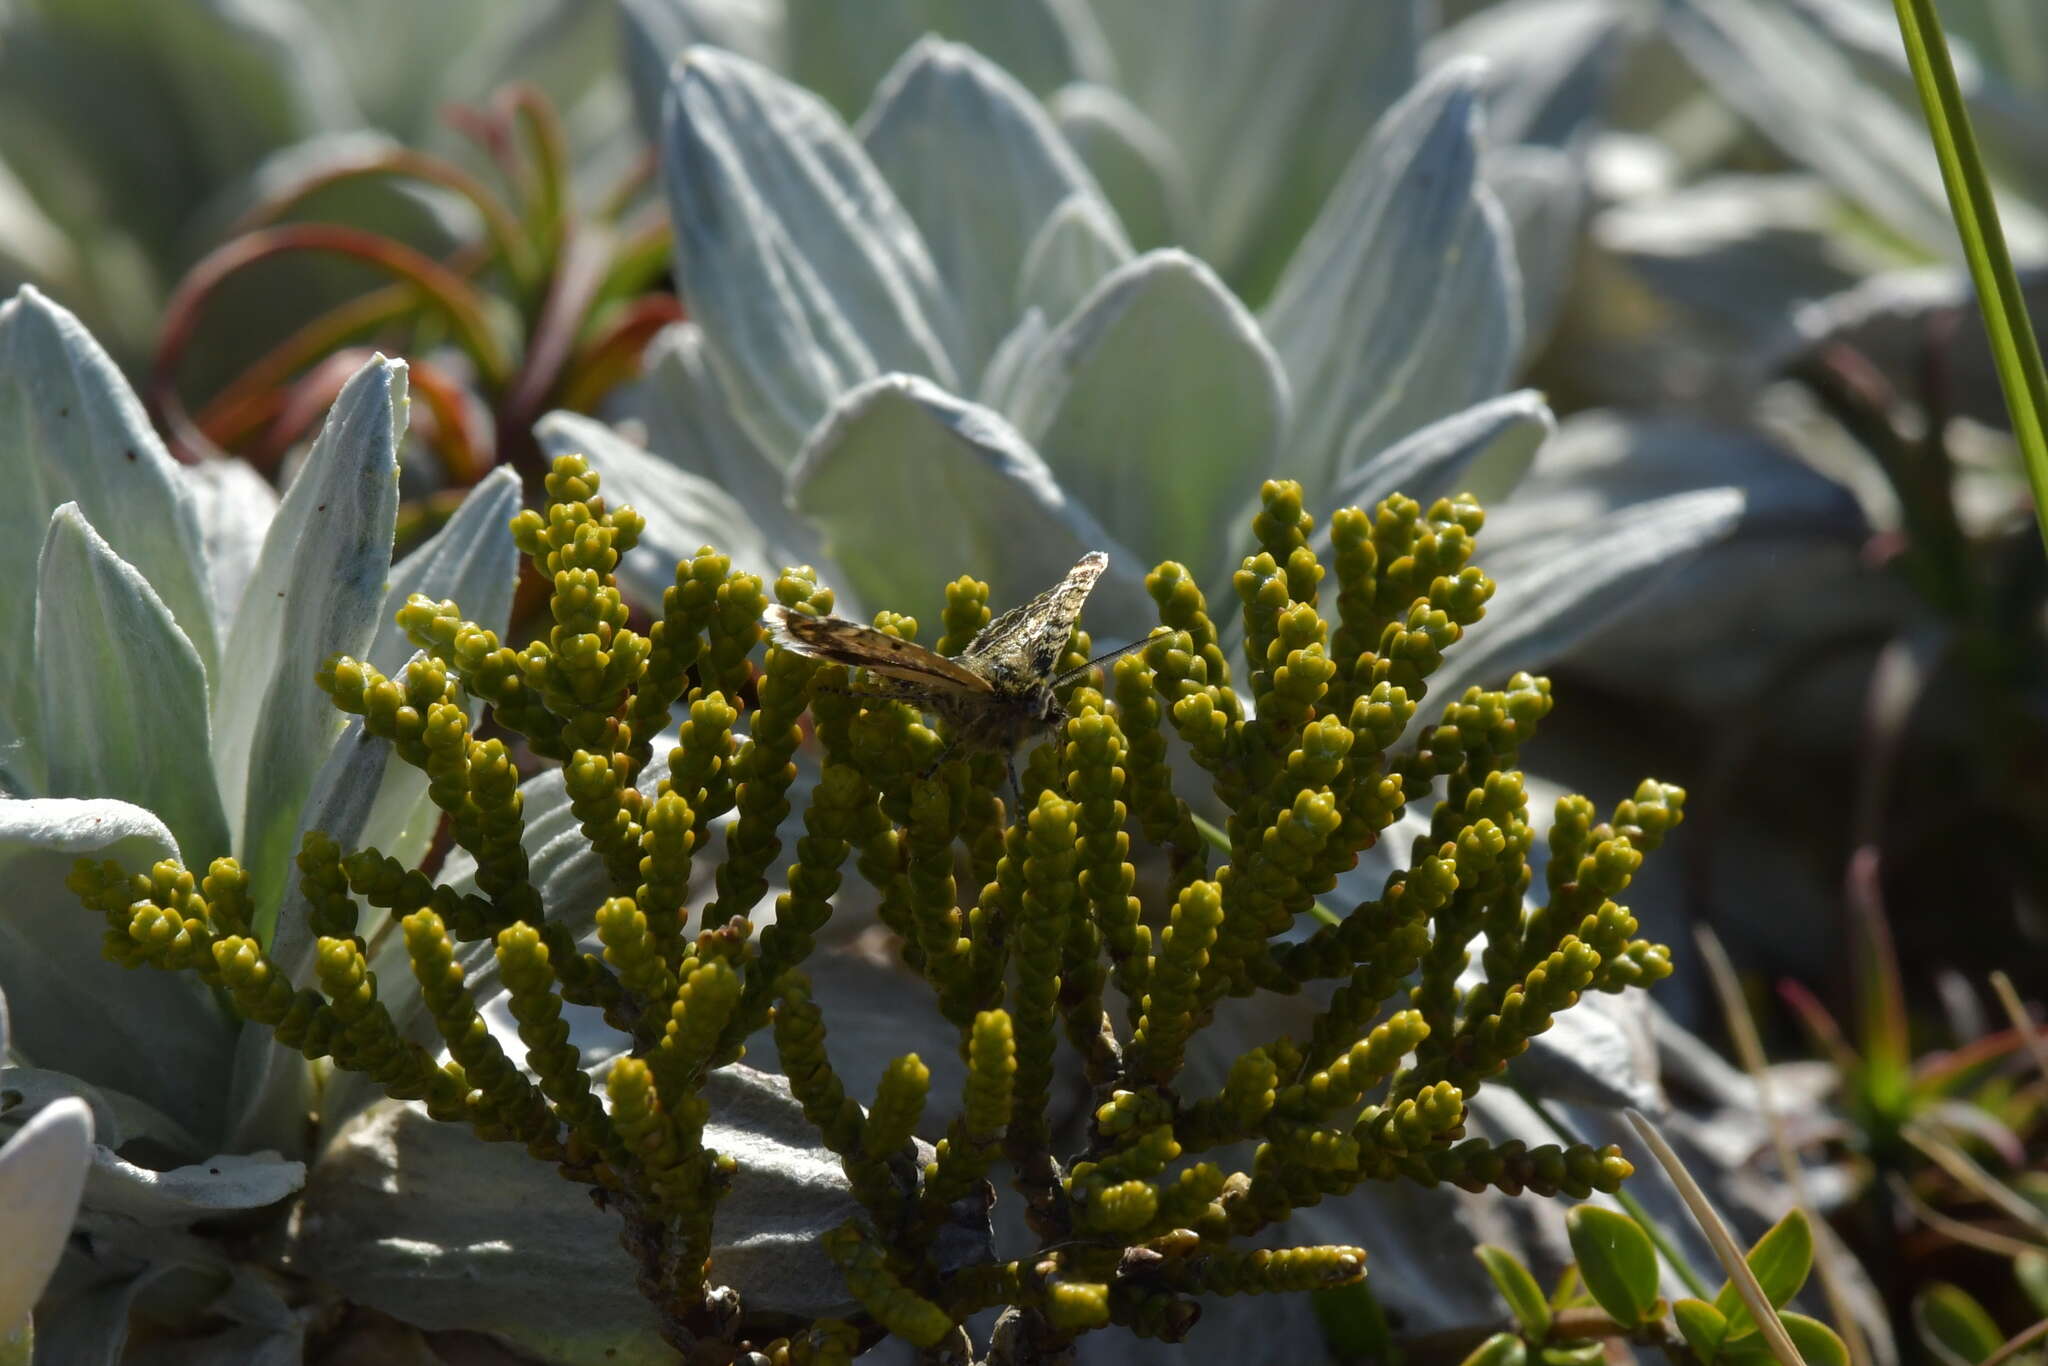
[762,552,1111,776]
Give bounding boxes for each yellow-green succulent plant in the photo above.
[70,452,1683,1361]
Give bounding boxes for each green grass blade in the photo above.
[1893,0,2048,555]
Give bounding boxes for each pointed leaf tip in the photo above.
[1714,1209,1814,1336]
[213,355,405,929]
[0,1096,92,1331]
[34,503,230,866]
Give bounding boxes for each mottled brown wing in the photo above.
[958,552,1108,678]
[763,605,992,692]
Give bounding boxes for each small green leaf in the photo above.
[1673,1298,1729,1364]
[1538,1342,1605,1366]
[1779,1314,1851,1366]
[1714,1209,1814,1336]
[1565,1204,1661,1327]
[1459,1331,1528,1366]
[1723,1317,1848,1366]
[1914,1283,2006,1366]
[1550,1263,1588,1310]
[1476,1245,1552,1339]
[2016,1249,2048,1317]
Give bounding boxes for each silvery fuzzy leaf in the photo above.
[1579,173,1878,415]
[1332,183,1523,493]
[786,372,1151,634]
[1328,389,1553,520]
[1437,492,1750,705]
[859,38,1111,382]
[1771,263,2048,434]
[1088,0,1423,302]
[1488,144,1589,355]
[661,46,963,460]
[1047,82,1191,253]
[1003,250,1287,595]
[1665,0,2048,259]
[625,321,822,567]
[1260,61,1509,500]
[0,1095,90,1333]
[1498,412,1886,714]
[1,1067,213,1170]
[109,1264,303,1366]
[618,0,784,140]
[24,1269,156,1366]
[33,504,230,872]
[1597,174,1875,339]
[536,409,785,607]
[75,1146,303,1231]
[1014,192,1134,332]
[1492,410,1866,572]
[297,1066,867,1361]
[978,307,1050,414]
[212,357,404,933]
[0,800,234,1145]
[1732,0,2048,200]
[216,1011,311,1159]
[30,1224,265,1366]
[1426,416,1758,706]
[1429,0,1636,150]
[0,287,217,764]
[174,458,278,633]
[782,0,1111,121]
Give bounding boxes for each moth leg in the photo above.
[1005,754,1023,821]
[919,733,960,780]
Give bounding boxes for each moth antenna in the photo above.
[1054,629,1167,687]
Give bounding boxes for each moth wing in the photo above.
[763,605,993,691]
[960,552,1108,676]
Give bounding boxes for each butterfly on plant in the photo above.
[764,552,1147,802]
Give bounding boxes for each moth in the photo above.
[763,552,1141,800]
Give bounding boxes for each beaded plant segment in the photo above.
[764,552,1149,803]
